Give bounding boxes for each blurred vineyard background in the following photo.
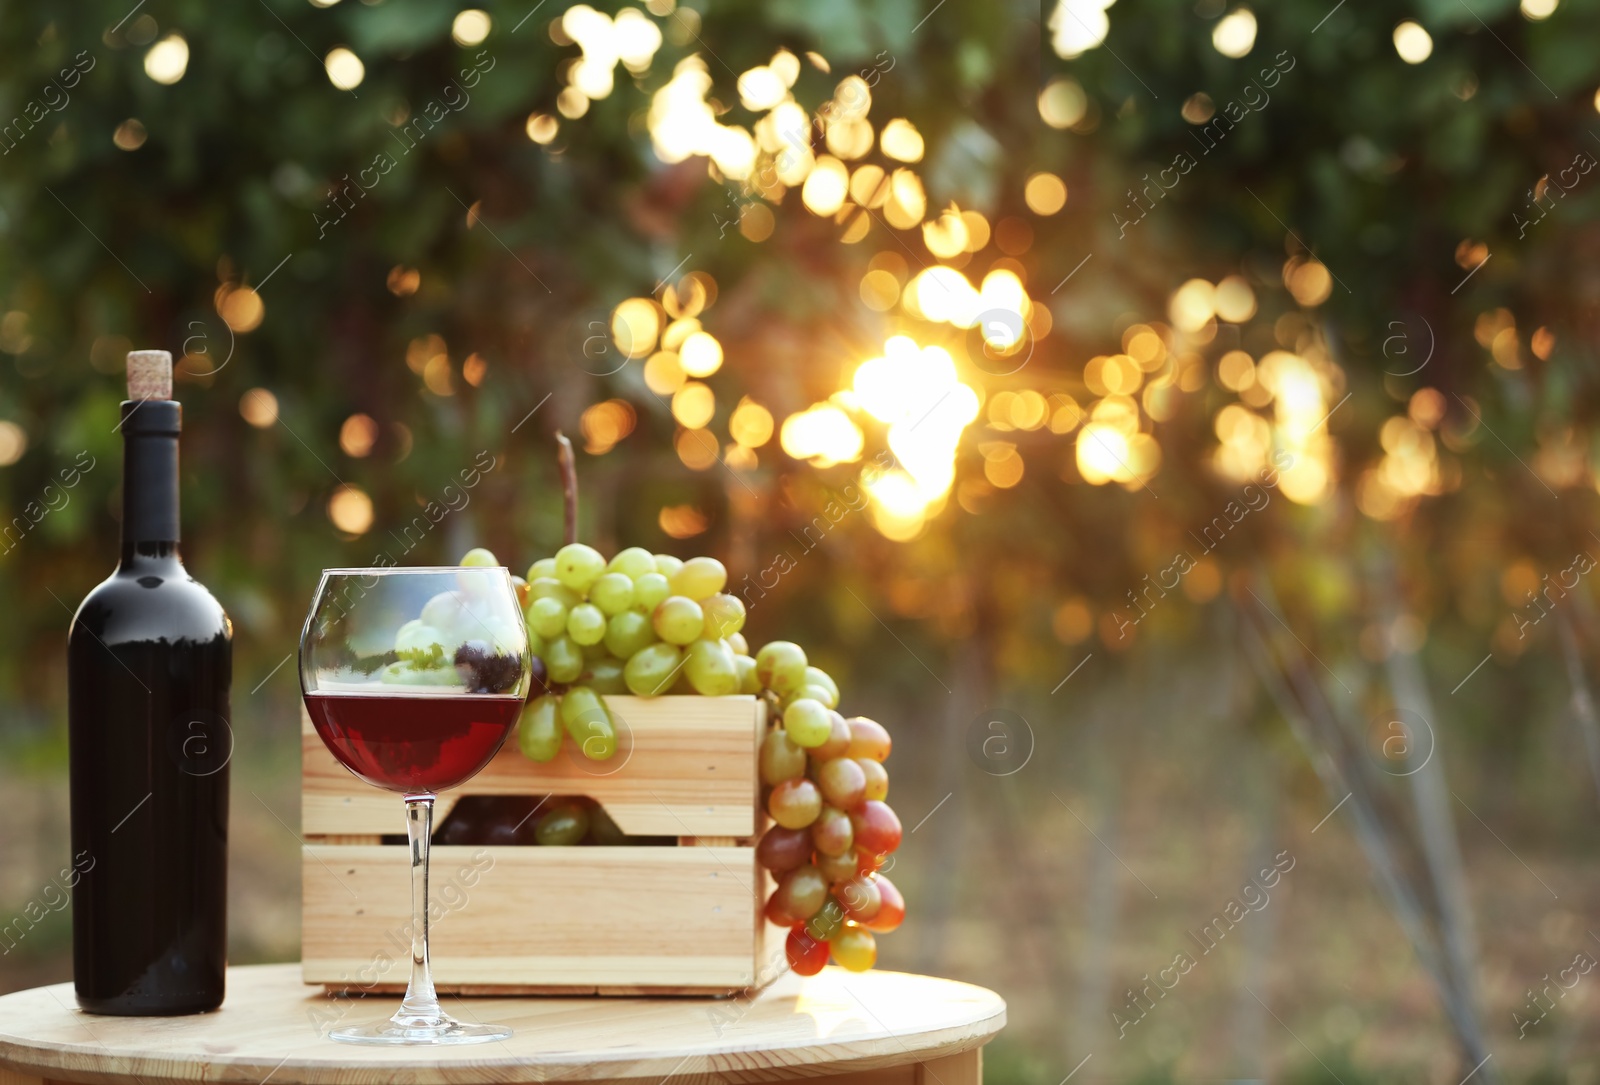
[4,0,1600,1079]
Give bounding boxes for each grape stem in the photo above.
[555,430,578,546]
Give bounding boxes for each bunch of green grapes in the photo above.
[458,542,754,764]
[458,543,906,974]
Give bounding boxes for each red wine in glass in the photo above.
[300,566,531,1046]
[304,692,521,794]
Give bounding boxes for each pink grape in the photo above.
[756,825,814,873]
[811,806,854,857]
[816,757,867,809]
[846,717,891,762]
[768,778,822,829]
[858,758,889,801]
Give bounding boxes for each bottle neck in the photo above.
[119,400,182,568]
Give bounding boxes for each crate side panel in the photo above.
[302,845,762,989]
[302,696,761,838]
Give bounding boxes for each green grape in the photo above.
[702,592,746,638]
[735,654,760,694]
[524,628,547,661]
[756,641,808,695]
[624,643,684,696]
[528,577,582,607]
[608,546,657,579]
[604,610,657,659]
[587,803,627,845]
[584,656,627,695]
[518,694,563,762]
[589,572,635,615]
[727,632,749,656]
[467,614,525,657]
[526,557,557,581]
[804,667,839,706]
[632,572,671,612]
[653,553,685,578]
[554,542,607,593]
[684,638,739,696]
[783,697,833,748]
[395,620,445,655]
[527,596,569,639]
[560,685,618,760]
[566,602,607,646]
[816,847,859,883]
[760,728,808,785]
[783,683,838,711]
[535,800,591,846]
[581,639,609,662]
[652,596,705,645]
[829,926,876,972]
[805,898,846,942]
[544,635,585,684]
[420,591,468,634]
[379,660,459,685]
[669,556,727,601]
[458,547,499,568]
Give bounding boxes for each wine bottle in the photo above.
[67,350,232,1015]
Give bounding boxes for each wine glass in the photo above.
[300,566,531,1046]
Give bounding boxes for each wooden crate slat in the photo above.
[301,695,761,838]
[302,845,765,989]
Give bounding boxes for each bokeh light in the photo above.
[327,485,373,535]
[324,47,364,90]
[451,10,491,46]
[144,35,189,85]
[239,388,279,428]
[1393,21,1433,64]
[1211,9,1257,57]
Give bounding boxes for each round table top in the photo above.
[0,964,1005,1085]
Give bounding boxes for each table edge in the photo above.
[0,965,1007,1085]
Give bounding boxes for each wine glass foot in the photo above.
[330,1016,512,1046]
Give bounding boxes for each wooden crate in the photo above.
[300,694,785,996]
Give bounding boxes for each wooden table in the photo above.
[0,964,1004,1085]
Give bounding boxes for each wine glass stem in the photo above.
[397,792,443,1026]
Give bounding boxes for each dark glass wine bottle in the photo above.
[67,350,232,1015]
